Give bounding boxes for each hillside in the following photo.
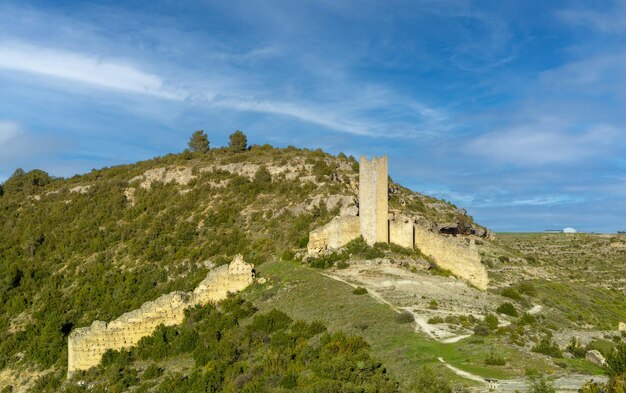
[0,143,486,391]
[2,142,625,393]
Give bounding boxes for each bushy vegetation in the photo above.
[496,302,519,317]
[484,349,506,366]
[0,145,346,374]
[580,343,626,393]
[531,335,562,358]
[0,136,484,384]
[37,297,397,392]
[395,311,414,324]
[352,287,368,295]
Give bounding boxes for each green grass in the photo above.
[243,260,568,390]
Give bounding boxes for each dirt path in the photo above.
[314,266,607,392]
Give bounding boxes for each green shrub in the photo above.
[526,372,556,393]
[143,363,163,379]
[532,335,562,358]
[484,349,506,366]
[427,316,444,324]
[501,287,521,300]
[517,282,537,297]
[428,300,439,310]
[496,302,518,317]
[519,312,536,325]
[344,236,385,259]
[566,337,586,358]
[352,287,367,295]
[473,323,490,336]
[396,311,414,324]
[336,261,349,269]
[413,366,454,393]
[281,250,295,261]
[484,313,499,330]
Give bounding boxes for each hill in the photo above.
[0,142,486,391]
[2,141,624,393]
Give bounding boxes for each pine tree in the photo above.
[228,130,248,152]
[188,130,210,153]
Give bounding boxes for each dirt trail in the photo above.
[314,265,607,392]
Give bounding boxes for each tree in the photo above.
[228,130,247,152]
[2,168,51,194]
[188,130,210,153]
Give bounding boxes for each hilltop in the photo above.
[1,140,624,393]
[0,142,485,391]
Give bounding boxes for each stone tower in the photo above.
[359,155,388,245]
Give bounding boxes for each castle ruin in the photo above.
[308,155,488,290]
[359,156,389,245]
[67,255,255,378]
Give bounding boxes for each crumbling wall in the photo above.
[413,226,488,290]
[389,216,414,249]
[67,255,254,378]
[307,216,360,254]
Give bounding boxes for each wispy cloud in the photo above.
[467,120,617,166]
[558,2,626,34]
[0,120,21,145]
[0,41,183,99]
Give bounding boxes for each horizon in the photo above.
[1,1,625,233]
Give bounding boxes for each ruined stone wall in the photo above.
[307,216,360,254]
[359,156,388,245]
[389,216,415,249]
[67,255,254,377]
[412,226,488,290]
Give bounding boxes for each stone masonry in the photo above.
[307,155,489,290]
[67,255,254,378]
[359,156,389,245]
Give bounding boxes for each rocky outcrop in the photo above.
[586,350,606,367]
[129,167,195,189]
[67,255,254,378]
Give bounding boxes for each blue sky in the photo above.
[1,1,625,232]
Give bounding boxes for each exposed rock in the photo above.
[586,350,606,367]
[123,187,136,206]
[619,321,626,332]
[69,185,92,194]
[340,205,359,216]
[130,167,195,189]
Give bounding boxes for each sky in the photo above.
[0,0,625,233]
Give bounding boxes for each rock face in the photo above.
[67,255,254,378]
[586,350,606,367]
[129,167,195,189]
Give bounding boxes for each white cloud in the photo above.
[0,120,21,145]
[0,41,182,99]
[558,3,626,34]
[507,195,585,206]
[467,120,617,165]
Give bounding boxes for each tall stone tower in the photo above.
[359,155,388,245]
